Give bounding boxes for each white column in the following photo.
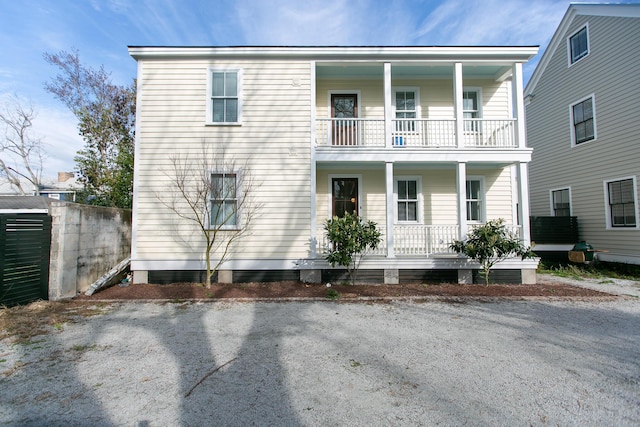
[456,162,468,240]
[453,62,464,148]
[517,162,532,246]
[386,161,395,258]
[384,62,393,148]
[512,62,526,148]
[310,61,317,258]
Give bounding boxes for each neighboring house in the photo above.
[525,4,640,265]
[129,45,539,285]
[0,172,80,201]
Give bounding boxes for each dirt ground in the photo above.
[75,277,611,301]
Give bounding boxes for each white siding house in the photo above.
[129,46,539,285]
[525,4,640,265]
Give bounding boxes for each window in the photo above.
[606,178,637,228]
[394,89,418,133]
[463,89,481,132]
[569,25,589,64]
[571,96,596,145]
[551,188,571,216]
[210,172,238,227]
[396,178,420,222]
[466,178,484,222]
[209,70,241,124]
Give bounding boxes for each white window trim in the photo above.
[206,68,243,126]
[392,87,421,118]
[603,176,639,230]
[207,169,243,230]
[569,93,597,147]
[463,87,483,133]
[394,175,423,224]
[327,174,363,219]
[549,187,572,216]
[466,176,485,224]
[567,23,590,67]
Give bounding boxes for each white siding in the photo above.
[134,59,312,262]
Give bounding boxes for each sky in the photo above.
[1,0,635,178]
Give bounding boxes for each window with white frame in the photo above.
[393,89,418,133]
[210,172,238,227]
[395,177,421,222]
[463,89,481,132]
[209,70,241,124]
[605,178,637,228]
[569,25,589,65]
[571,96,595,145]
[466,178,484,222]
[551,188,571,216]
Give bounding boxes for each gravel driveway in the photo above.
[2,297,639,426]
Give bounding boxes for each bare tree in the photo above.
[0,96,44,195]
[158,143,260,287]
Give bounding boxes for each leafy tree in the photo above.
[0,96,43,195]
[158,144,260,288]
[44,49,135,208]
[450,219,535,285]
[324,212,382,286]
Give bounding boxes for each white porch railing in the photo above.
[391,119,456,147]
[393,224,459,256]
[316,227,387,256]
[315,118,517,148]
[315,118,385,147]
[463,119,516,148]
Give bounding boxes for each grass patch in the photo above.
[0,301,112,344]
[538,260,640,281]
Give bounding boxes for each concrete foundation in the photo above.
[458,269,473,284]
[218,270,233,284]
[300,269,322,283]
[521,269,537,285]
[133,270,149,285]
[384,269,399,284]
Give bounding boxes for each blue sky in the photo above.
[0,0,630,176]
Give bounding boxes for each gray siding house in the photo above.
[525,3,640,265]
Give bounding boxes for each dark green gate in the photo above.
[0,214,51,306]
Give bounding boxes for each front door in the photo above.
[332,178,358,217]
[331,94,358,145]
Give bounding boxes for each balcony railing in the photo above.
[315,118,517,148]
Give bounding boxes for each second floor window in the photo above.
[210,70,240,123]
[463,90,480,132]
[569,25,589,64]
[552,188,571,216]
[394,90,417,132]
[571,96,595,145]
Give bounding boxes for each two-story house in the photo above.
[129,46,539,285]
[525,4,640,265]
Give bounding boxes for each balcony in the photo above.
[316,118,517,148]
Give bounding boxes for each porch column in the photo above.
[456,162,468,240]
[512,62,526,148]
[453,62,464,148]
[517,162,532,246]
[310,61,317,258]
[384,62,393,148]
[385,161,395,258]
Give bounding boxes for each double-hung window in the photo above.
[210,172,238,228]
[394,89,418,133]
[463,89,481,132]
[396,178,420,222]
[466,178,484,222]
[551,188,571,216]
[606,178,637,228]
[571,96,595,145]
[209,70,241,124]
[569,25,589,65]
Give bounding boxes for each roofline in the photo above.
[128,45,539,62]
[525,3,640,96]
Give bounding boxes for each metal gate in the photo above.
[0,214,51,306]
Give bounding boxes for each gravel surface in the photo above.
[1,296,639,426]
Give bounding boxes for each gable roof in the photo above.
[525,3,640,97]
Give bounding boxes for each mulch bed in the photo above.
[74,280,612,301]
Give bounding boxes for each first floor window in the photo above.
[210,70,240,123]
[466,179,483,222]
[552,188,571,216]
[397,179,418,222]
[607,178,637,227]
[572,96,595,145]
[210,172,237,227]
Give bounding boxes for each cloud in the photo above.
[31,106,83,178]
